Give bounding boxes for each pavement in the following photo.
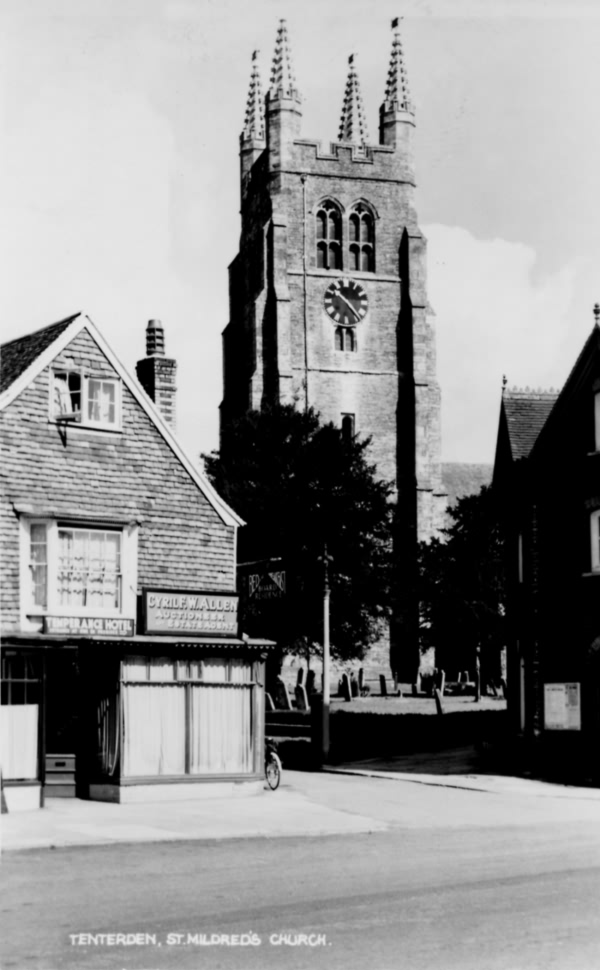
[3,749,600,853]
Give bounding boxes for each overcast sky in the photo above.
[2,0,600,465]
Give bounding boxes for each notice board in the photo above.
[544,682,581,731]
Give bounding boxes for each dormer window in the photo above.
[316,201,342,270]
[52,370,121,430]
[349,203,375,272]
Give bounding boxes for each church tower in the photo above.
[221,20,446,678]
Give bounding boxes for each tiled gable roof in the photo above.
[503,390,558,460]
[0,315,79,394]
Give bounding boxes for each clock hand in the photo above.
[337,292,361,321]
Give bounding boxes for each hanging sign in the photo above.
[142,589,239,637]
[544,683,581,731]
[45,616,135,636]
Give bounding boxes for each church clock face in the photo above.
[324,279,368,325]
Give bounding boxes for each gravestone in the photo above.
[274,676,292,710]
[358,667,365,692]
[437,669,446,696]
[296,667,305,687]
[265,692,275,712]
[341,672,352,702]
[295,683,310,712]
[434,688,445,716]
[306,669,316,695]
[379,674,388,698]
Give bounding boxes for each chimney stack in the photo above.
[136,320,177,431]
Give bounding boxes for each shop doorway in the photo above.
[44,652,79,797]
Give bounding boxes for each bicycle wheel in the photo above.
[265,752,282,790]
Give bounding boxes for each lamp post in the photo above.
[322,544,332,762]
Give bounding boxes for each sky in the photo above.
[2,0,600,466]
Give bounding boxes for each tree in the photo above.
[417,485,506,688]
[203,405,395,666]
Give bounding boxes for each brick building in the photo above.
[221,20,446,679]
[0,314,272,811]
[493,311,600,782]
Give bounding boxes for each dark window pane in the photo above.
[361,215,373,243]
[329,244,341,269]
[335,328,344,351]
[317,242,327,268]
[316,211,327,240]
[329,211,341,241]
[350,213,360,242]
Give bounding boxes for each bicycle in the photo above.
[265,737,282,790]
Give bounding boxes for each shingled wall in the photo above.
[0,327,236,632]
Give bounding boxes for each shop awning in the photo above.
[2,633,277,651]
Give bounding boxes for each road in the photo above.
[3,771,600,970]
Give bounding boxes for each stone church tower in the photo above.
[221,20,446,678]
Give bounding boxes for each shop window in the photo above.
[315,200,342,270]
[591,510,600,572]
[121,656,255,778]
[334,327,357,353]
[52,370,121,430]
[22,519,136,621]
[0,655,41,781]
[348,204,375,272]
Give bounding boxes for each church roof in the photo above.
[502,389,559,460]
[442,462,493,508]
[243,50,265,141]
[269,19,299,100]
[338,54,369,145]
[384,17,413,111]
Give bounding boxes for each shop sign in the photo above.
[248,568,286,601]
[142,589,239,637]
[544,682,581,731]
[45,616,135,636]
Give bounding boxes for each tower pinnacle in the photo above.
[269,19,300,100]
[243,50,265,141]
[338,54,369,145]
[384,17,412,112]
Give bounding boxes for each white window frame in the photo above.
[50,369,122,431]
[20,518,138,629]
[591,510,600,572]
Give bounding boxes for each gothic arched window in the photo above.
[348,203,375,272]
[334,327,357,353]
[315,200,342,270]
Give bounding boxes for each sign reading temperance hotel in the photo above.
[142,589,239,637]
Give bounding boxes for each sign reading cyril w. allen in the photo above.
[143,590,239,636]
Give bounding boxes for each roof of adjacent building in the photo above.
[0,313,243,529]
[502,389,559,460]
[441,462,493,508]
[0,315,79,394]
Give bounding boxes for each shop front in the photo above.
[2,591,272,809]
